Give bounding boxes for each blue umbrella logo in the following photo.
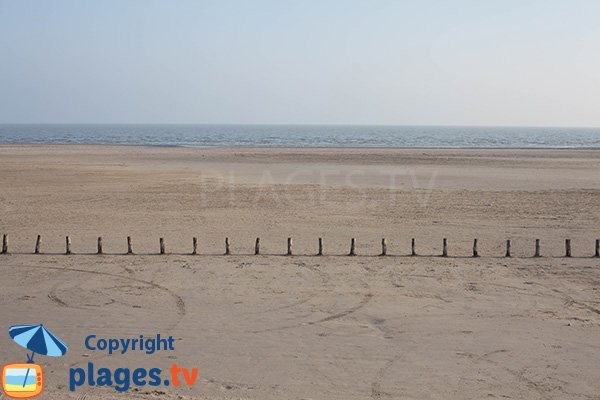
[8,324,68,388]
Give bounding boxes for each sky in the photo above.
[0,0,599,126]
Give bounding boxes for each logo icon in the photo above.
[2,324,68,399]
[1,364,43,398]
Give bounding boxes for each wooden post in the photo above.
[97,237,103,254]
[1,234,8,254]
[505,240,511,257]
[160,238,165,255]
[534,239,540,257]
[442,238,448,257]
[35,235,42,254]
[65,236,72,255]
[411,238,416,256]
[349,238,356,256]
[565,239,571,257]
[472,239,479,257]
[317,238,323,256]
[595,239,600,258]
[287,237,293,256]
[127,236,133,254]
[192,237,197,255]
[225,237,230,255]
[380,238,387,256]
[255,238,260,255]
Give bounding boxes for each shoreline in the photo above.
[3,142,600,151]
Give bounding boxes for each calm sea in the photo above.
[0,124,599,148]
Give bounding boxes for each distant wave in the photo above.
[0,124,599,148]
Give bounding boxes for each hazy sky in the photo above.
[1,0,599,126]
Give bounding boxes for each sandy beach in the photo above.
[1,145,600,399]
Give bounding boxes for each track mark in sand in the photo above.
[369,318,410,341]
[47,281,70,308]
[310,293,373,324]
[205,377,260,391]
[369,317,410,398]
[250,291,373,334]
[529,281,600,316]
[371,358,397,398]
[27,264,185,317]
[299,262,331,288]
[245,261,330,317]
[48,281,156,311]
[483,349,509,358]
[5,264,187,370]
[247,295,315,316]
[4,263,186,344]
[456,350,559,398]
[47,291,68,307]
[566,298,600,316]
[120,265,135,275]
[488,281,600,319]
[47,281,95,310]
[45,272,183,315]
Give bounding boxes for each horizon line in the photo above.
[1,122,600,129]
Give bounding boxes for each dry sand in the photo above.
[0,145,599,399]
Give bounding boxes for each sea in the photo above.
[0,124,599,148]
